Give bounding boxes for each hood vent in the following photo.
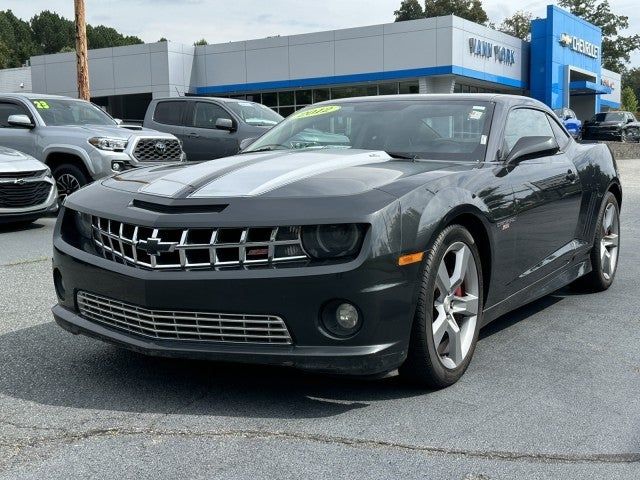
[131,199,228,214]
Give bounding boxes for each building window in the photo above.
[399,81,419,94]
[379,83,399,95]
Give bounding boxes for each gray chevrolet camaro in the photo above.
[52,94,621,387]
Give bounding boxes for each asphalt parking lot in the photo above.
[0,161,639,480]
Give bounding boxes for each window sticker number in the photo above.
[33,100,50,109]
[293,105,341,119]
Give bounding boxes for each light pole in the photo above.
[74,0,90,100]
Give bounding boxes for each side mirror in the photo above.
[215,118,235,131]
[505,136,559,164]
[627,118,634,124]
[239,137,257,150]
[8,114,34,129]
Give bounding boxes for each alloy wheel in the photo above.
[600,203,619,280]
[432,242,480,369]
[56,173,81,202]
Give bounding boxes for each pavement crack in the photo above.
[4,427,639,465]
[1,257,50,268]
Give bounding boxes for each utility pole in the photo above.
[74,0,90,100]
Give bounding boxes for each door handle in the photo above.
[186,132,199,138]
[566,170,577,182]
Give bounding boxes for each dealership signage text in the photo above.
[559,33,599,59]
[468,38,515,65]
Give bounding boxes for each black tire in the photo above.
[399,224,484,389]
[573,192,620,292]
[52,164,88,203]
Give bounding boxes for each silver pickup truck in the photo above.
[0,93,185,201]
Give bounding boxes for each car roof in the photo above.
[153,96,260,105]
[309,93,551,109]
[0,93,78,101]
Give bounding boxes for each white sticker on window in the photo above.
[469,110,484,120]
[472,105,486,111]
[480,135,488,145]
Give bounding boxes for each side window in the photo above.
[503,108,555,153]
[153,101,186,126]
[192,102,232,129]
[546,114,571,150]
[0,102,30,128]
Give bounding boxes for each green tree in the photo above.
[622,68,640,103]
[558,0,640,73]
[423,0,489,25]
[193,38,208,46]
[498,11,533,40]
[87,25,142,49]
[30,10,75,54]
[394,0,424,21]
[621,86,638,113]
[0,10,40,68]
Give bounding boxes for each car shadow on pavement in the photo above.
[0,220,47,234]
[0,321,427,419]
[1,290,572,420]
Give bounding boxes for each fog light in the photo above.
[321,300,362,338]
[111,161,124,172]
[336,303,358,329]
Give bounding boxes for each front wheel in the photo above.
[574,192,620,292]
[399,225,483,388]
[53,164,88,204]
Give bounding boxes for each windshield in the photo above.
[226,101,283,127]
[243,100,493,161]
[31,99,116,126]
[594,112,625,122]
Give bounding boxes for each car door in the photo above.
[147,100,187,143]
[502,107,582,292]
[183,101,239,161]
[0,100,38,157]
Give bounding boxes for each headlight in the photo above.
[301,224,366,259]
[44,168,53,179]
[88,137,128,151]
[74,210,93,240]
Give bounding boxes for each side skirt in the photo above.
[480,257,592,327]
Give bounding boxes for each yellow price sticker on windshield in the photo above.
[293,105,341,119]
[33,100,50,109]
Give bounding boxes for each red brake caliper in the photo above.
[454,284,464,297]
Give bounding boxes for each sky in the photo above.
[3,0,639,67]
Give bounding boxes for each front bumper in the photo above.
[52,239,419,375]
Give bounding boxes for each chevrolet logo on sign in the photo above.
[559,33,599,59]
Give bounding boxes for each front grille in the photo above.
[132,138,182,162]
[0,181,52,208]
[0,170,43,179]
[91,215,308,270]
[77,291,293,344]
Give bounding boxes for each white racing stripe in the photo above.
[189,150,392,198]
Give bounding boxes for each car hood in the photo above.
[587,121,623,127]
[102,149,475,199]
[0,147,47,173]
[45,124,178,140]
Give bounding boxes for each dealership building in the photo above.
[0,4,621,121]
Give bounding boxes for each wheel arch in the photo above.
[44,150,92,180]
[608,180,622,209]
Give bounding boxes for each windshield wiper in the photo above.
[239,144,290,154]
[386,151,419,160]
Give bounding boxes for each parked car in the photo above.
[143,97,283,161]
[53,94,621,388]
[553,107,581,139]
[0,93,185,202]
[582,111,640,142]
[0,146,57,225]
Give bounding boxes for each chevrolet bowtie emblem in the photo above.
[136,237,177,257]
[559,33,572,46]
[13,178,27,185]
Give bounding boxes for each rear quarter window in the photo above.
[153,101,186,125]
